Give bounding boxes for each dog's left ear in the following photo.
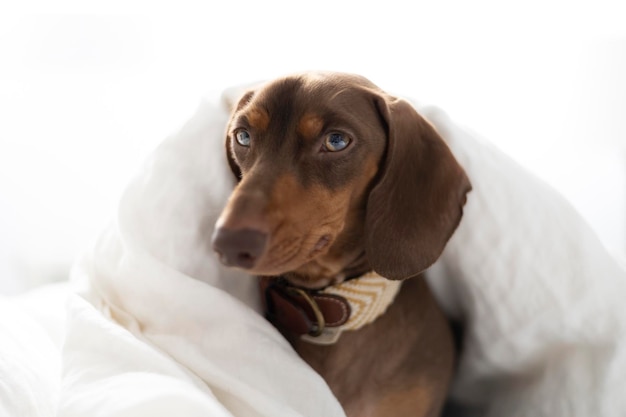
[365,96,471,280]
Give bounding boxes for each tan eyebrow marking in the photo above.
[297,113,324,140]
[247,107,270,132]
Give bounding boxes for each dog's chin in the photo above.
[240,253,344,289]
[281,273,342,290]
[242,259,340,287]
[278,258,348,289]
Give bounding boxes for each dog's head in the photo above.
[212,72,470,288]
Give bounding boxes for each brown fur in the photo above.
[213,72,471,416]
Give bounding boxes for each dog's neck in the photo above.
[261,269,402,345]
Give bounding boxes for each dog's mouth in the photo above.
[311,234,331,253]
[212,227,336,278]
[260,233,335,275]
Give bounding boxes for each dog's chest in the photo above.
[292,277,455,417]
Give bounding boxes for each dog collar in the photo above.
[261,272,401,345]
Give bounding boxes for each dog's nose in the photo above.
[211,227,268,269]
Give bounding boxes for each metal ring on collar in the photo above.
[287,287,326,337]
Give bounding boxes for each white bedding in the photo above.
[1,89,625,417]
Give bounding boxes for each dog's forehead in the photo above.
[244,74,378,130]
[259,75,356,108]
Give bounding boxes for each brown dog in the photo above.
[212,72,471,417]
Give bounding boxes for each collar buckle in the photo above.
[284,286,325,337]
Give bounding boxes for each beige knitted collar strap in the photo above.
[261,272,402,345]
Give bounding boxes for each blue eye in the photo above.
[324,132,351,152]
[235,130,251,147]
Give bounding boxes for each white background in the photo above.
[1,1,625,292]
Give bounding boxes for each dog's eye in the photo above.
[323,132,351,152]
[235,130,251,147]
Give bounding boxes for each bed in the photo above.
[2,86,625,417]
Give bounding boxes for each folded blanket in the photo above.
[3,87,625,417]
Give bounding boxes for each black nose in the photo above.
[211,227,268,269]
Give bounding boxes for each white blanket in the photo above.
[2,90,625,417]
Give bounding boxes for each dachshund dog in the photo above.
[212,72,471,417]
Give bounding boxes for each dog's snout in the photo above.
[212,227,268,269]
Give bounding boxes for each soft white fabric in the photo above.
[0,284,66,417]
[422,105,626,416]
[1,88,625,417]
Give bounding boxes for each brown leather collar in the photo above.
[261,277,351,338]
[261,273,402,345]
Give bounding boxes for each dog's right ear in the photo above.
[224,90,255,182]
[365,96,471,280]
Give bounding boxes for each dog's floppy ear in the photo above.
[224,90,255,181]
[365,96,471,280]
